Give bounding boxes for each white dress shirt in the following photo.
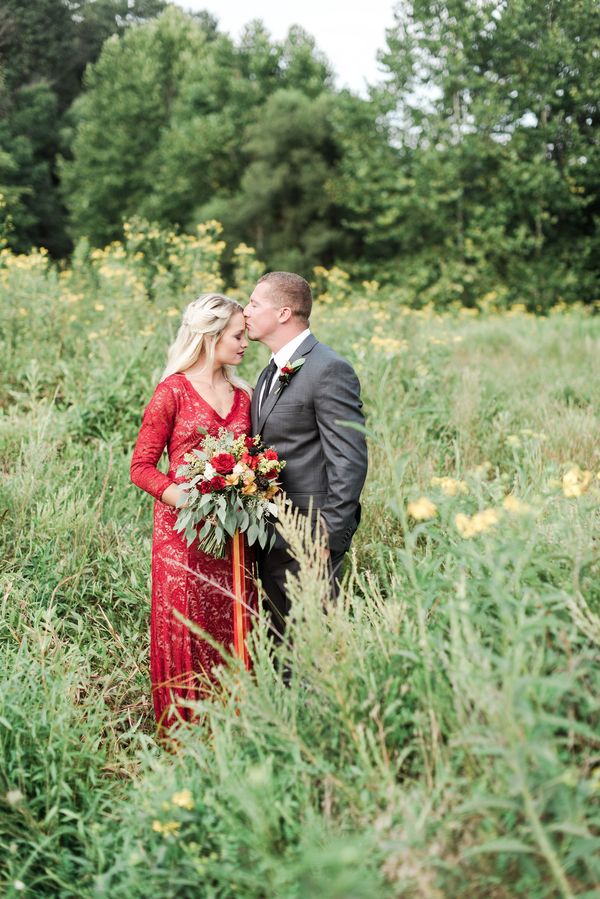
[259,328,311,410]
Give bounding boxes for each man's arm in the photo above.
[313,356,368,554]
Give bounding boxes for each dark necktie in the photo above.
[259,359,277,414]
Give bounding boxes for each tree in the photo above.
[61,7,211,245]
[204,89,347,275]
[62,11,340,258]
[0,0,167,253]
[373,0,600,304]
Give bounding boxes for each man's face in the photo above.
[244,282,282,342]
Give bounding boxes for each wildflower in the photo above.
[471,461,492,478]
[562,466,593,498]
[455,508,499,538]
[431,476,468,496]
[502,495,532,515]
[521,428,547,441]
[152,819,181,836]
[166,307,180,317]
[233,242,255,256]
[6,790,24,805]
[370,335,407,355]
[506,435,521,448]
[14,881,25,892]
[171,789,194,810]
[407,497,438,521]
[94,303,105,311]
[361,279,379,295]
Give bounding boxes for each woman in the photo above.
[130,293,254,731]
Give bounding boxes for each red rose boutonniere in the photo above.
[277,357,305,393]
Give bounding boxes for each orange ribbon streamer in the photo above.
[231,530,250,669]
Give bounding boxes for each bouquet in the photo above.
[173,427,285,558]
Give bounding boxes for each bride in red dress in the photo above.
[130,293,255,731]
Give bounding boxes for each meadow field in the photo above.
[1,228,599,898]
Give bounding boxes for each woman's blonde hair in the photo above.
[161,293,250,394]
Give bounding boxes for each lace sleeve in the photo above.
[130,380,178,501]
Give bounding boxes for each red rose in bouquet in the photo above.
[211,452,236,474]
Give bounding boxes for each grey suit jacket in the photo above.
[251,334,368,554]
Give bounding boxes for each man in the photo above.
[244,271,368,639]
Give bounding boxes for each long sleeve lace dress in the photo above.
[130,373,255,730]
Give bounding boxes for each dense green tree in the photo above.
[202,89,346,274]
[373,0,600,304]
[62,10,339,259]
[61,7,211,245]
[0,0,166,253]
[0,0,167,111]
[0,82,66,252]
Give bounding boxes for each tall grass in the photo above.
[1,236,599,896]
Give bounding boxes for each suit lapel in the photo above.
[252,363,271,433]
[257,334,318,432]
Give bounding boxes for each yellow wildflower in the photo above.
[152,820,181,836]
[171,789,194,810]
[502,495,532,515]
[431,476,469,496]
[562,466,593,498]
[407,497,438,521]
[94,303,105,311]
[455,508,499,538]
[506,435,521,448]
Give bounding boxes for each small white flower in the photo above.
[14,881,25,892]
[203,462,216,479]
[232,463,244,477]
[6,790,24,805]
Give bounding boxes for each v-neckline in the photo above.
[180,374,239,422]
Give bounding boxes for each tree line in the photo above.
[1,0,599,306]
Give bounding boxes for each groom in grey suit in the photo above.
[244,271,368,639]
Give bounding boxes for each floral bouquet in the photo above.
[173,427,285,558]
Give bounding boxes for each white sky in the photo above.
[179,0,397,95]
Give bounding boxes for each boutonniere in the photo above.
[277,357,305,392]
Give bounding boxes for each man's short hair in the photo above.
[257,271,312,321]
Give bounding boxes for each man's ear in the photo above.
[278,306,293,323]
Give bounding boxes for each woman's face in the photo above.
[214,311,248,367]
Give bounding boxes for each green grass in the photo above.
[1,242,599,897]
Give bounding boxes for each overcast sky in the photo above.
[180,1,397,95]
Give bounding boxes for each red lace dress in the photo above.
[130,373,255,730]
